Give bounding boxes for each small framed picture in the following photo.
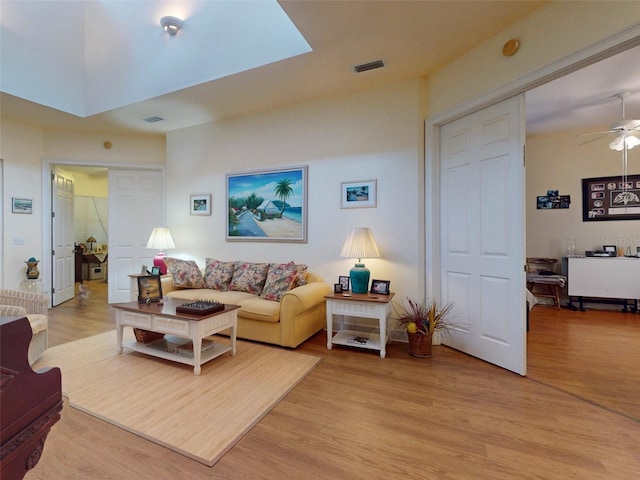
[141,265,149,274]
[341,180,377,209]
[370,279,390,295]
[150,266,161,276]
[334,283,343,294]
[339,276,350,292]
[137,275,163,303]
[603,245,617,253]
[12,198,33,214]
[190,194,211,216]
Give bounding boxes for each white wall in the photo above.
[526,127,640,261]
[166,78,427,302]
[0,119,165,289]
[426,2,640,118]
[0,120,44,288]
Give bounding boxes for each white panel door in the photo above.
[108,170,164,304]
[52,167,76,306]
[440,95,526,375]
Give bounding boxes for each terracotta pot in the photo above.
[407,331,433,358]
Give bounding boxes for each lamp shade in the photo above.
[146,227,175,250]
[146,227,175,274]
[340,228,380,261]
[340,228,380,294]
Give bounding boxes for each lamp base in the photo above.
[350,263,370,294]
[153,252,168,275]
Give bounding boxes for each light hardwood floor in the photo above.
[30,281,639,479]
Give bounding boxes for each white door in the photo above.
[52,167,76,306]
[439,95,526,375]
[108,169,164,304]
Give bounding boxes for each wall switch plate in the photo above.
[12,237,25,245]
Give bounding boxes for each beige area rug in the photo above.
[33,329,321,466]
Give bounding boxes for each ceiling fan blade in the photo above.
[575,130,615,137]
[579,133,610,146]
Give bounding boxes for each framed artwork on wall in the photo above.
[226,166,307,242]
[582,174,640,221]
[341,179,377,208]
[190,194,211,216]
[12,198,33,214]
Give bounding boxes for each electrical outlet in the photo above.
[12,237,25,245]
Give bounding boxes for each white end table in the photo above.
[325,292,395,358]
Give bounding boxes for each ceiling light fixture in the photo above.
[160,16,183,36]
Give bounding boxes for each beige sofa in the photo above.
[0,289,49,365]
[160,259,331,348]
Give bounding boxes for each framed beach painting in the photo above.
[226,166,308,242]
[190,194,211,215]
[341,179,377,208]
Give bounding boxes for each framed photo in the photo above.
[334,283,343,294]
[150,266,161,276]
[603,245,617,253]
[341,179,377,208]
[190,194,211,216]
[137,275,163,303]
[338,276,350,292]
[226,166,307,242]
[12,198,33,214]
[370,279,390,295]
[582,174,640,221]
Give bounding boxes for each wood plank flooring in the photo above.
[30,281,639,479]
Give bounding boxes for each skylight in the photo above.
[0,0,311,117]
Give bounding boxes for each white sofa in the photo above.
[0,289,49,365]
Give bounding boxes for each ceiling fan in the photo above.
[580,93,640,150]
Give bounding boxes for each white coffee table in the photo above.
[113,298,238,375]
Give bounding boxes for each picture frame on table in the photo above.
[603,245,617,254]
[338,276,350,292]
[190,194,212,216]
[226,166,307,242]
[370,279,390,295]
[150,266,161,276]
[341,179,377,209]
[137,275,163,303]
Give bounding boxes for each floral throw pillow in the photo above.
[163,257,205,288]
[294,264,308,287]
[204,258,236,291]
[260,263,300,301]
[229,262,270,295]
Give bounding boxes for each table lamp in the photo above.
[146,227,175,275]
[340,227,380,294]
[86,236,97,252]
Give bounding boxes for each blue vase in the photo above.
[350,263,370,293]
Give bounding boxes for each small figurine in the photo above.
[25,257,39,279]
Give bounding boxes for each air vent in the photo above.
[353,59,384,73]
[143,116,164,123]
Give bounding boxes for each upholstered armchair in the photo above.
[0,289,49,365]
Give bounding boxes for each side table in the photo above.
[325,292,395,358]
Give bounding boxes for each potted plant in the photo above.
[395,298,455,358]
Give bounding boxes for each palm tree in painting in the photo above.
[274,178,293,216]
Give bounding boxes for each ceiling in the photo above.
[1,0,639,138]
